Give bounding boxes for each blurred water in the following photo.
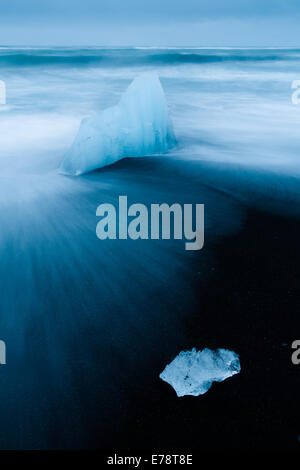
[0,48,299,448]
[1,47,300,204]
[1,47,300,172]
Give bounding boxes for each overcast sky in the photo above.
[1,0,300,46]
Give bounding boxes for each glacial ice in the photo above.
[60,73,176,175]
[159,348,240,397]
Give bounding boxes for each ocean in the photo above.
[0,47,299,449]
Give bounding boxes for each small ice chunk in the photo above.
[60,73,176,175]
[160,348,240,397]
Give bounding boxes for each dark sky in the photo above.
[1,0,300,46]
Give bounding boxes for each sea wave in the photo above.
[0,48,298,67]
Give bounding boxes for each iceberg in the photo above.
[159,348,240,397]
[60,73,176,175]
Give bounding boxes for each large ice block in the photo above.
[160,348,240,397]
[60,73,176,175]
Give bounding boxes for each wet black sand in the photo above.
[0,158,299,450]
[99,206,300,450]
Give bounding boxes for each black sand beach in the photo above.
[0,156,299,450]
[107,206,300,451]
